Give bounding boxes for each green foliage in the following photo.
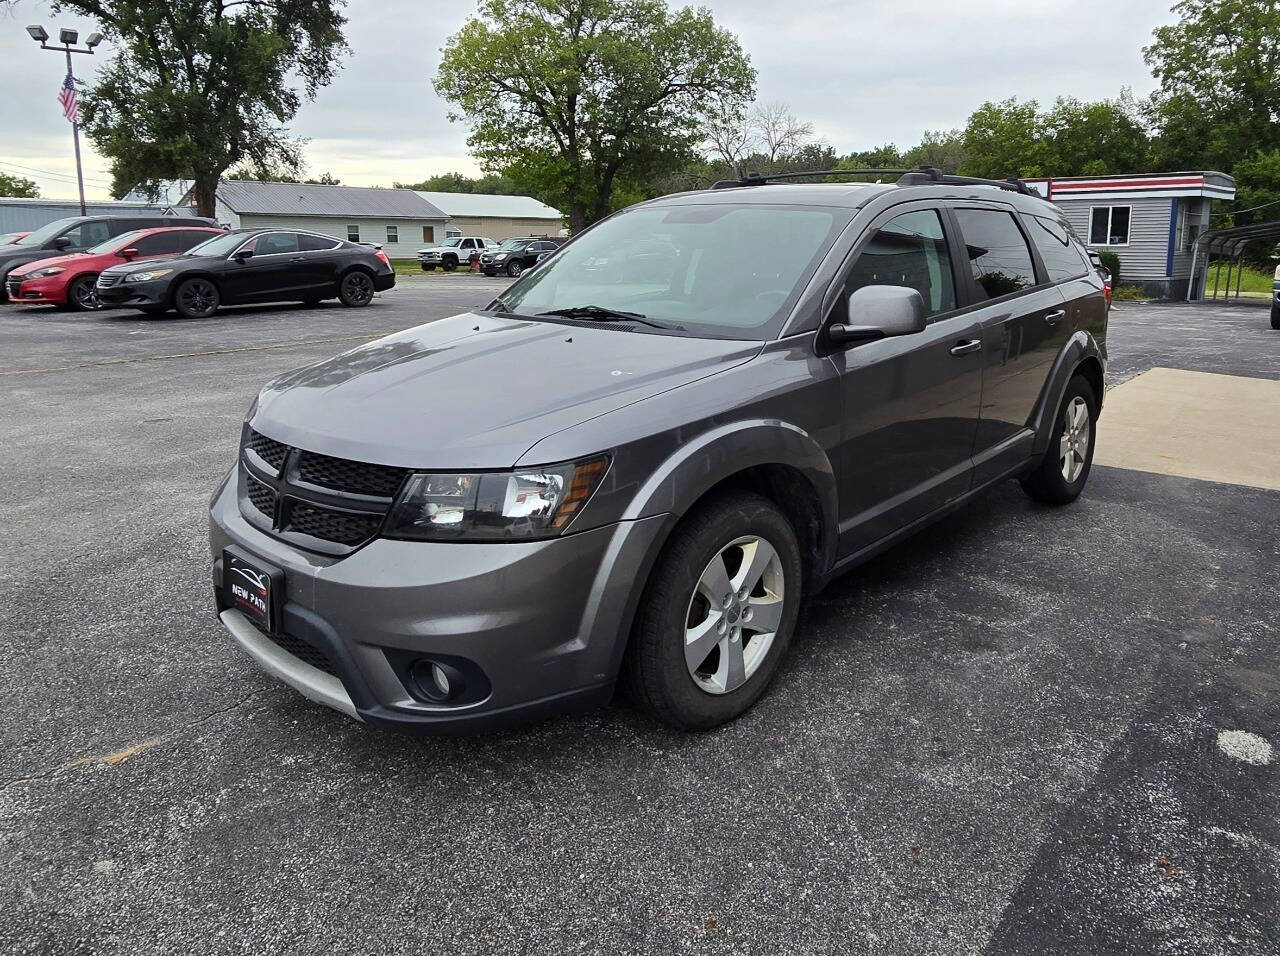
[0,172,39,198]
[394,172,523,195]
[1145,0,1280,171]
[902,130,966,174]
[228,168,342,185]
[839,144,904,169]
[960,97,1045,179]
[1097,250,1121,286]
[51,0,349,214]
[435,0,755,230]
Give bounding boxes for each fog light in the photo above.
[430,662,450,697]
[410,658,466,703]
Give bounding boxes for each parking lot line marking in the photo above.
[0,333,388,377]
[1095,367,1280,491]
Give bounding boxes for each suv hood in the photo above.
[252,312,762,469]
[0,247,55,271]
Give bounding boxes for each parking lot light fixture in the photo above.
[58,27,78,46]
[86,33,103,49]
[26,25,49,43]
[26,24,102,218]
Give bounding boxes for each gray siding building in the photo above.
[1025,172,1235,298]
[0,197,193,234]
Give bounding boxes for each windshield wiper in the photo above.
[538,305,684,331]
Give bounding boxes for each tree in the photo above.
[750,102,814,164]
[902,129,966,174]
[839,144,905,169]
[1040,94,1149,176]
[227,168,343,185]
[436,0,755,232]
[43,0,349,216]
[0,172,40,198]
[1145,0,1280,171]
[960,97,1045,179]
[394,172,524,195]
[704,103,755,177]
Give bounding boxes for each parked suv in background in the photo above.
[210,168,1107,734]
[480,236,563,277]
[418,236,496,271]
[6,226,224,311]
[0,214,218,301]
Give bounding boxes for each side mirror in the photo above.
[119,247,139,260]
[232,249,254,262]
[51,236,73,250]
[828,285,928,346]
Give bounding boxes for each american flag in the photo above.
[57,69,78,125]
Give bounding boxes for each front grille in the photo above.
[263,631,336,677]
[97,273,122,289]
[285,503,383,546]
[297,450,406,497]
[238,427,402,555]
[247,429,288,473]
[6,281,21,297]
[245,472,275,518]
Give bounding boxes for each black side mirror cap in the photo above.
[233,249,254,262]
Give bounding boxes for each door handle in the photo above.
[290,256,304,262]
[950,339,982,356]
[1044,309,1066,324]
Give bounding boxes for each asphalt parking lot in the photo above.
[1,284,1277,954]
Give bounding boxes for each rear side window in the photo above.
[953,208,1038,301]
[298,233,338,251]
[176,231,219,252]
[130,232,182,255]
[255,232,300,255]
[844,209,956,318]
[1027,215,1088,282]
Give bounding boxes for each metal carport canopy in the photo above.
[1187,219,1280,299]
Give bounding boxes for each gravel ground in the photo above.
[0,292,1276,955]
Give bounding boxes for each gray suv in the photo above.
[210,169,1107,733]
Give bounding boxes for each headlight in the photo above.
[494,252,509,260]
[383,455,609,541]
[125,269,174,283]
[27,266,65,278]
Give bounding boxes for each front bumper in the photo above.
[6,275,67,305]
[97,277,167,308]
[209,471,667,733]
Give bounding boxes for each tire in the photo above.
[622,492,803,730]
[506,259,524,278]
[1020,374,1098,505]
[1271,304,1279,330]
[442,256,458,272]
[67,274,101,312]
[174,277,220,319]
[338,269,375,307]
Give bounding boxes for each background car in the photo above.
[479,236,563,277]
[0,232,29,245]
[418,236,497,271]
[0,214,219,302]
[1088,250,1112,309]
[6,226,225,311]
[95,228,396,319]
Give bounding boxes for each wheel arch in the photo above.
[1028,331,1106,459]
[166,271,221,308]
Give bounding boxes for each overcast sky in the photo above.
[0,0,1179,201]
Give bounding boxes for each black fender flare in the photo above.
[1028,330,1106,458]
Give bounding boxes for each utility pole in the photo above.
[26,25,104,216]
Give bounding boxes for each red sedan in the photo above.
[6,225,224,311]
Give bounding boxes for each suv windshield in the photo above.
[499,238,532,250]
[185,232,248,257]
[498,203,845,339]
[439,238,462,248]
[15,218,78,247]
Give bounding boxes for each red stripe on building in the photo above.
[1051,177,1204,192]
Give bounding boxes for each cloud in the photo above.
[0,0,1176,199]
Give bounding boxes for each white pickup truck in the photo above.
[417,236,498,271]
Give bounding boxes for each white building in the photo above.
[414,191,564,241]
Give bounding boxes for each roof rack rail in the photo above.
[710,168,912,190]
[896,165,1035,196]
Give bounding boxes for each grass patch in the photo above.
[1205,262,1275,295]
[1111,285,1147,301]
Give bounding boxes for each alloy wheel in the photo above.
[179,279,218,317]
[72,278,100,311]
[684,535,785,695]
[343,271,374,304]
[508,261,523,277]
[1059,396,1091,483]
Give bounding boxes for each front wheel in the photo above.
[442,257,458,272]
[174,277,220,319]
[622,492,802,730]
[67,274,101,311]
[1020,374,1098,505]
[506,259,524,278]
[338,270,375,307]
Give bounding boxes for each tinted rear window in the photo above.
[1026,215,1088,283]
[953,208,1038,301]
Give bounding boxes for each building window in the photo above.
[423,225,435,243]
[347,224,360,242]
[1089,206,1131,246]
[386,225,398,244]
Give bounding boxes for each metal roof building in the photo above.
[199,181,451,259]
[415,191,564,241]
[0,197,193,234]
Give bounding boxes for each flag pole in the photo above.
[66,45,86,216]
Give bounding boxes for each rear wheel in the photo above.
[67,274,101,312]
[338,269,375,307]
[1020,374,1098,505]
[622,492,802,730]
[174,277,220,319]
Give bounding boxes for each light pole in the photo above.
[26,25,103,216]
